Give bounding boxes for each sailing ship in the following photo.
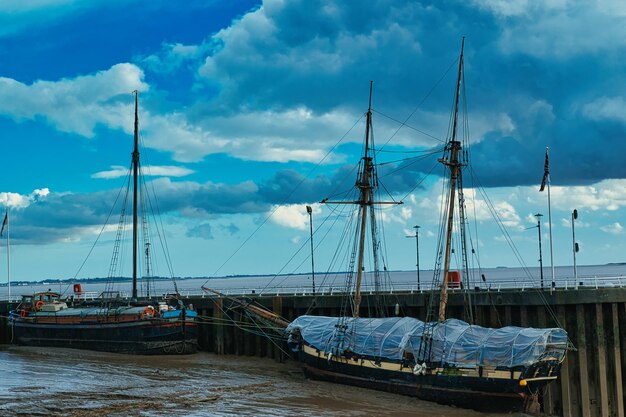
[203,40,569,412]
[9,92,198,355]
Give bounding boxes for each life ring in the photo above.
[145,306,155,317]
[20,309,27,318]
[35,301,45,311]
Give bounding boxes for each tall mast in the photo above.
[437,37,465,322]
[352,81,374,318]
[322,81,401,318]
[132,90,139,301]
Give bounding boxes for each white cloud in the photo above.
[0,188,50,209]
[0,63,352,165]
[0,63,147,137]
[92,165,194,179]
[141,42,206,74]
[527,180,626,211]
[470,0,534,17]
[399,206,413,221]
[270,203,321,230]
[582,96,626,124]
[492,201,522,228]
[600,222,624,235]
[560,216,590,228]
[494,1,626,58]
[147,107,352,163]
[598,0,626,16]
[415,184,523,228]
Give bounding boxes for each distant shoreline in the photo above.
[1,262,624,287]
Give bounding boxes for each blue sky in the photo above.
[0,0,625,282]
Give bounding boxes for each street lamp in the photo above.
[306,205,315,294]
[572,209,579,283]
[406,225,421,291]
[534,213,544,289]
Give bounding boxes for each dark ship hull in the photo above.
[12,318,198,355]
[10,305,198,355]
[297,343,559,413]
[285,315,567,413]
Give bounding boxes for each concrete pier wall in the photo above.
[2,288,625,417]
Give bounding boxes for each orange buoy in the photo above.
[35,301,45,311]
[145,305,154,316]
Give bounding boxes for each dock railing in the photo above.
[188,275,626,298]
[1,275,624,301]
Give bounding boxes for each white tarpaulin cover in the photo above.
[287,315,567,368]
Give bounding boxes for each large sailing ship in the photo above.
[9,92,198,355]
[204,40,569,412]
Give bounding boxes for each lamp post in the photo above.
[406,225,421,290]
[572,209,579,283]
[534,213,544,289]
[306,205,315,294]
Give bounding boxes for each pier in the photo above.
[1,287,624,417]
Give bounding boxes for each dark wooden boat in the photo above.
[9,93,198,355]
[10,291,197,354]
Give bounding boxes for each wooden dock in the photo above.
[1,288,624,417]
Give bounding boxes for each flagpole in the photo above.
[546,147,555,290]
[6,209,10,301]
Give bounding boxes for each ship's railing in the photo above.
[67,291,108,301]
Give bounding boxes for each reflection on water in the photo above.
[0,346,524,417]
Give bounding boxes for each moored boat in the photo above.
[203,39,570,412]
[286,315,566,412]
[10,290,197,354]
[281,38,569,412]
[9,92,198,355]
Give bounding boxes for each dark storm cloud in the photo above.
[193,0,626,187]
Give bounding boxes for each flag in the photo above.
[539,148,549,192]
[0,211,7,237]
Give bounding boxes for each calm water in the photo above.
[0,346,527,417]
[1,263,624,301]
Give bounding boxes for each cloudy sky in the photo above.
[0,0,625,283]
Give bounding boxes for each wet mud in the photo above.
[0,346,526,416]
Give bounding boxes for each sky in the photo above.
[0,0,625,283]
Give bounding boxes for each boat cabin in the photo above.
[21,291,67,312]
[21,291,59,306]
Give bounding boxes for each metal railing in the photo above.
[184,275,626,298]
[1,275,624,302]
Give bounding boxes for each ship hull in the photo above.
[297,344,557,413]
[11,318,198,355]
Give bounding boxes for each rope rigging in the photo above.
[70,96,180,303]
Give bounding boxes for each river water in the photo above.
[0,346,528,417]
[2,263,625,302]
